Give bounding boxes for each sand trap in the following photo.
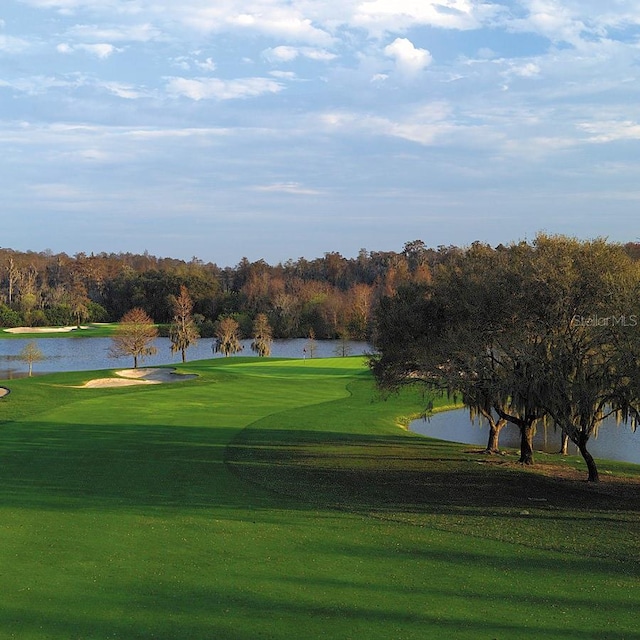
[78,368,197,388]
[0,387,9,398]
[4,326,89,334]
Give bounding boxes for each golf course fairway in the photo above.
[0,357,638,639]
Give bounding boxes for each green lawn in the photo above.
[0,357,638,639]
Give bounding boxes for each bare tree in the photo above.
[169,285,199,363]
[304,328,317,358]
[20,341,44,377]
[109,308,158,368]
[6,257,19,306]
[334,329,353,357]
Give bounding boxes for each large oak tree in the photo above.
[371,235,640,481]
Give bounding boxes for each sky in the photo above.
[1,0,640,266]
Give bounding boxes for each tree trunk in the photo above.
[577,438,599,482]
[485,419,506,454]
[181,348,186,363]
[518,424,534,465]
[134,355,138,368]
[559,431,569,455]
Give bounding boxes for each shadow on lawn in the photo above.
[225,427,640,514]
[0,420,285,513]
[225,426,640,563]
[4,571,638,640]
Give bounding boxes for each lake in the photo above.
[0,337,372,378]
[410,408,640,466]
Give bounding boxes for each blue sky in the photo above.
[1,0,639,266]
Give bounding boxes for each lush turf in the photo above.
[0,357,638,639]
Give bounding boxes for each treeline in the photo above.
[3,239,640,343]
[0,241,441,339]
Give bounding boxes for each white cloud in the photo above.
[66,23,162,43]
[263,45,337,63]
[195,57,217,71]
[252,181,322,195]
[270,70,297,79]
[384,37,432,76]
[579,120,640,143]
[353,0,499,32]
[57,42,122,58]
[265,45,299,62]
[101,81,153,99]
[320,102,460,146]
[165,76,283,100]
[180,5,334,45]
[0,34,33,54]
[510,61,541,78]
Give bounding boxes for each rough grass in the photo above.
[0,357,638,639]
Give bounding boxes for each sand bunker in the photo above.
[0,387,9,398]
[78,368,197,388]
[4,326,89,334]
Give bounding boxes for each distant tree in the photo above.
[169,285,199,363]
[214,316,243,357]
[20,341,44,377]
[109,307,158,368]
[6,257,19,306]
[68,280,90,328]
[0,304,23,328]
[334,330,353,357]
[250,313,273,357]
[304,328,317,359]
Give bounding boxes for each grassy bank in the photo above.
[0,357,638,639]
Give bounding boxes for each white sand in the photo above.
[78,367,197,388]
[0,387,9,398]
[4,326,89,334]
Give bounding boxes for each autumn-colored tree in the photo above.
[68,279,90,327]
[250,313,273,357]
[214,316,243,357]
[109,307,158,368]
[169,285,199,363]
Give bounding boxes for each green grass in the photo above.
[0,357,638,639]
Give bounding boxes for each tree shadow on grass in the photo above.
[225,427,640,563]
[4,574,638,640]
[0,420,295,514]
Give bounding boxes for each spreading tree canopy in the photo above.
[371,235,640,481]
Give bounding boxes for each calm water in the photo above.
[410,409,640,466]
[0,337,372,379]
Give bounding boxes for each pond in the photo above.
[410,409,640,466]
[0,337,372,379]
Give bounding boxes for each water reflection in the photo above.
[410,409,640,465]
[0,336,372,377]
